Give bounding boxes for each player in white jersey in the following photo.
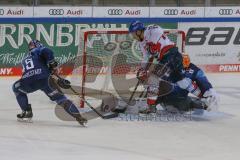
[129,21,208,113]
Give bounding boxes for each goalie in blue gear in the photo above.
[139,54,219,114]
[12,40,87,126]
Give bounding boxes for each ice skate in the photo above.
[76,115,88,127]
[17,108,33,123]
[17,105,33,123]
[139,105,157,114]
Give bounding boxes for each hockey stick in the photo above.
[112,80,141,113]
[69,86,118,119]
[112,57,154,113]
[53,74,118,119]
[112,59,172,114]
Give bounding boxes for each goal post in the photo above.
[73,28,186,108]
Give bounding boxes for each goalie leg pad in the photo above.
[177,78,201,97]
[101,96,118,112]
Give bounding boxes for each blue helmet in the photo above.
[28,39,43,50]
[129,21,145,33]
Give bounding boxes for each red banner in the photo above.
[1,64,240,77]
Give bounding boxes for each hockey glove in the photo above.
[48,60,58,74]
[57,77,71,89]
[137,68,148,82]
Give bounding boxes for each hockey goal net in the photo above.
[71,28,186,107]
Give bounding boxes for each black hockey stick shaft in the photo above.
[69,87,106,119]
[126,57,153,105]
[70,87,118,119]
[113,58,154,113]
[53,74,117,119]
[128,80,140,104]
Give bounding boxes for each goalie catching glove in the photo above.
[201,88,219,111]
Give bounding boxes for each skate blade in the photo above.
[79,122,88,127]
[17,118,33,123]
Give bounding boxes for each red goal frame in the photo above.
[80,29,186,108]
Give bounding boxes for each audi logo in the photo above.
[219,9,233,15]
[108,9,123,15]
[49,9,64,15]
[0,9,4,15]
[164,9,178,15]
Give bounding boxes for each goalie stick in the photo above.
[53,74,119,119]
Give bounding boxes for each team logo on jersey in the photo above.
[164,9,178,15]
[107,9,123,15]
[0,9,4,15]
[219,9,233,15]
[49,9,64,15]
[147,42,161,55]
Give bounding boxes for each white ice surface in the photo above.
[0,73,240,160]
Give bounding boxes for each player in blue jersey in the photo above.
[12,40,87,126]
[139,54,219,113]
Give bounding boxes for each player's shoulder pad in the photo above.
[40,47,54,55]
[144,24,164,44]
[189,63,201,71]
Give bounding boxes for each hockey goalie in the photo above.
[124,20,219,114]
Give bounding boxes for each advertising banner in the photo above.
[1,7,240,18]
[205,7,240,17]
[0,22,176,76]
[150,7,204,17]
[1,6,240,74]
[34,7,92,17]
[0,7,33,17]
[93,7,149,17]
[179,22,240,72]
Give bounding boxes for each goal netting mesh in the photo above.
[70,29,185,107]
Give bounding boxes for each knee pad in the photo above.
[47,89,65,102]
[12,81,26,96]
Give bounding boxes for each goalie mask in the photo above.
[182,54,191,68]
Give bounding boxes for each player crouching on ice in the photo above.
[12,40,87,126]
[151,54,219,114]
[128,21,219,114]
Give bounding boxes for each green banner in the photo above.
[0,22,177,67]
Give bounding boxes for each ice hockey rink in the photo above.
[0,73,239,160]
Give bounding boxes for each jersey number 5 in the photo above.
[22,58,34,72]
